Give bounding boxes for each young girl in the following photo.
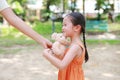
[43,12,89,80]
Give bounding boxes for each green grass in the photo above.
[108,22,120,32]
[0,48,21,54]
[0,37,37,47]
[87,39,120,45]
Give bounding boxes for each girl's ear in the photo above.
[73,25,81,32]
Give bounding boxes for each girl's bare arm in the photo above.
[43,44,82,69]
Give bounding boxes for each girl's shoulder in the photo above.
[70,41,84,50]
[70,41,85,57]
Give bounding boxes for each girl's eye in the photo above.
[63,24,66,26]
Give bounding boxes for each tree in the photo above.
[70,0,76,12]
[83,0,85,15]
[95,0,112,20]
[43,0,61,12]
[95,0,104,20]
[8,0,27,6]
[8,0,27,20]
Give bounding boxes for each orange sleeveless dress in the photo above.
[58,44,85,80]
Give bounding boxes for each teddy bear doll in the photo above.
[51,32,69,58]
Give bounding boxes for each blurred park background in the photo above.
[0,0,120,80]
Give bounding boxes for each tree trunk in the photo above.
[46,0,51,12]
[83,0,85,15]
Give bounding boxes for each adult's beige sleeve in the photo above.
[0,0,9,12]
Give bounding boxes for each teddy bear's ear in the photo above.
[51,32,57,40]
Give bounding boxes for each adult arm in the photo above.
[0,8,52,48]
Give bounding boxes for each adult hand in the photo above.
[42,38,52,49]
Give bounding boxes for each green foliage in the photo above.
[11,1,24,15]
[95,0,111,13]
[115,14,120,22]
[42,0,61,12]
[7,0,27,20]
[95,0,104,10]
[43,0,61,6]
[40,9,50,22]
[32,21,62,35]
[95,0,112,20]
[8,0,27,6]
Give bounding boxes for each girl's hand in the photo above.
[43,49,52,57]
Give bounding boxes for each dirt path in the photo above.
[0,44,120,80]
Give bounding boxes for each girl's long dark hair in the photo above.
[68,12,89,62]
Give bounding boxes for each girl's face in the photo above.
[62,16,74,37]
